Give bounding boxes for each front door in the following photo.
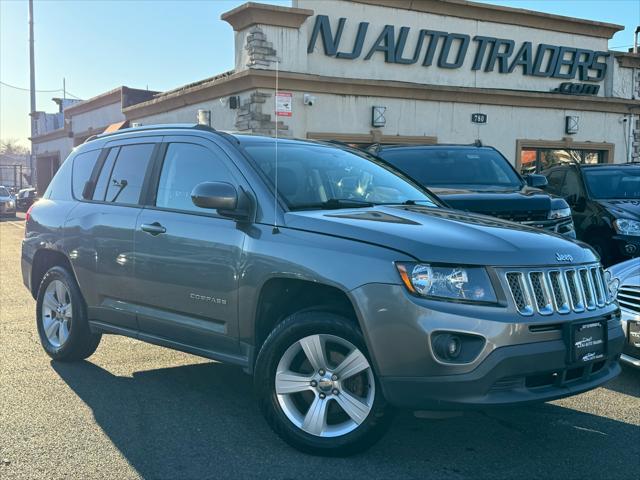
[133,137,247,359]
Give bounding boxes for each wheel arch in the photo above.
[30,249,76,299]
[252,277,364,364]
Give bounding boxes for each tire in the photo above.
[255,311,393,456]
[36,266,101,361]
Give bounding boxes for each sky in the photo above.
[1,0,639,148]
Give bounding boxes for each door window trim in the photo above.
[143,137,251,220]
[77,140,163,208]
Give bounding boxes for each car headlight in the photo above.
[613,218,640,236]
[548,207,572,220]
[603,270,620,305]
[396,262,497,303]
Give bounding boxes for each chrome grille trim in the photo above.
[618,285,640,314]
[528,272,554,315]
[506,272,534,316]
[579,268,596,311]
[504,264,605,316]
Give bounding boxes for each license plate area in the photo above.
[629,321,640,348]
[567,320,607,365]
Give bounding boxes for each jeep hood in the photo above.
[284,205,596,266]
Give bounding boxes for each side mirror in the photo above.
[191,181,251,221]
[525,174,548,188]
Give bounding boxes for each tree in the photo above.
[0,139,30,156]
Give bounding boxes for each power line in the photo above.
[0,81,62,93]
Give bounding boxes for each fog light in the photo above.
[624,244,637,255]
[433,333,462,361]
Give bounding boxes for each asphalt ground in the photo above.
[1,213,639,480]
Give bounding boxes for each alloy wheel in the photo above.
[275,334,375,438]
[41,280,72,348]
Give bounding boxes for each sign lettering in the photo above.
[308,15,608,83]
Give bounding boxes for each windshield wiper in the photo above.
[292,198,375,211]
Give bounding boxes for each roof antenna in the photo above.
[272,57,280,234]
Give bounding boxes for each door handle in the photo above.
[140,222,166,235]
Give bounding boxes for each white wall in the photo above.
[245,0,614,97]
[71,102,124,133]
[33,135,73,162]
[129,95,241,131]
[266,89,629,163]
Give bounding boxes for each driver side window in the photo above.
[560,170,583,199]
[155,143,234,213]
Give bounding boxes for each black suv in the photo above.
[374,144,575,237]
[542,163,640,266]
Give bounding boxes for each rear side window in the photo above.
[93,144,155,204]
[72,149,101,199]
[155,143,234,213]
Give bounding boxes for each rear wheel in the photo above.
[36,266,101,361]
[255,311,392,456]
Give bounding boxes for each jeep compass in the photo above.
[22,124,623,455]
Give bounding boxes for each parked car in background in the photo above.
[0,185,16,217]
[373,144,576,237]
[22,125,623,455]
[608,258,640,368]
[541,163,640,266]
[16,187,38,211]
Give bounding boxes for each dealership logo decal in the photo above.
[555,253,573,262]
[308,15,608,83]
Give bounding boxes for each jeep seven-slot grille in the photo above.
[618,285,640,314]
[505,265,606,316]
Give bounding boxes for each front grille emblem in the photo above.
[555,253,573,262]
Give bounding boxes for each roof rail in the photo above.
[83,123,217,143]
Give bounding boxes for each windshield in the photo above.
[0,187,10,197]
[379,147,523,189]
[241,141,439,210]
[583,168,640,199]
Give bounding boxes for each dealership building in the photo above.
[32,0,640,192]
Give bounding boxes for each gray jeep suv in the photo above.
[22,124,623,455]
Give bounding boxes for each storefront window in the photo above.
[519,148,606,175]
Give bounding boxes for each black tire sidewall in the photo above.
[35,266,93,360]
[255,311,392,456]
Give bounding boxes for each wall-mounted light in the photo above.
[565,116,579,135]
[372,106,386,127]
[229,96,240,109]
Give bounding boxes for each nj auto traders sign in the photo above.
[307,15,608,83]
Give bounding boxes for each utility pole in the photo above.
[28,0,36,185]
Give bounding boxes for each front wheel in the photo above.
[255,311,392,456]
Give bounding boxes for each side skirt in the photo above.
[89,320,251,370]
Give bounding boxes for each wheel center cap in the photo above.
[318,377,333,392]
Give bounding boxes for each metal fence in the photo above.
[0,164,33,190]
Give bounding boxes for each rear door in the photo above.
[65,138,160,331]
[133,136,248,360]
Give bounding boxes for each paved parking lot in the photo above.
[1,214,638,480]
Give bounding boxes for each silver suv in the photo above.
[22,124,623,455]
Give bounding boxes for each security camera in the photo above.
[303,94,316,106]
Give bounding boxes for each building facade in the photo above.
[32,0,640,191]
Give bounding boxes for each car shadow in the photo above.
[53,360,640,480]
[0,216,21,222]
[603,364,639,396]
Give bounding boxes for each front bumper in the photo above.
[350,283,623,410]
[612,234,640,259]
[0,201,16,215]
[380,336,622,409]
